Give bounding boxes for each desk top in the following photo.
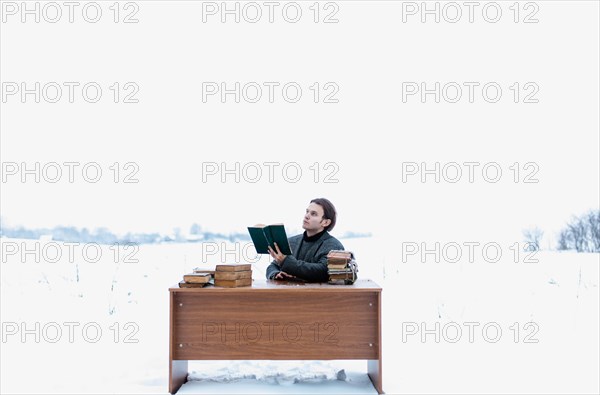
[170,278,381,293]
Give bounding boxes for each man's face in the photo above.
[302,203,330,233]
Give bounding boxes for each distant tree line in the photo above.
[523,209,600,253]
[0,218,373,245]
[0,220,250,245]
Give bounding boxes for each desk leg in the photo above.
[368,359,383,394]
[169,360,188,394]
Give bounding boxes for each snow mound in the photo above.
[188,361,349,384]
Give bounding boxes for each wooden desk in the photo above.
[169,279,383,394]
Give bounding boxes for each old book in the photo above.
[327,250,352,258]
[327,269,354,274]
[329,273,354,279]
[214,277,252,288]
[214,270,252,281]
[247,223,292,255]
[327,263,348,270]
[215,263,252,272]
[183,273,211,283]
[193,267,216,276]
[328,273,357,285]
[179,280,209,288]
[327,250,352,265]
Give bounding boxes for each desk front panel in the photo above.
[171,291,379,360]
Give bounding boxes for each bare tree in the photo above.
[557,229,571,251]
[586,210,600,252]
[568,219,587,252]
[523,227,544,251]
[557,209,600,252]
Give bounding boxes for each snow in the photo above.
[179,361,377,394]
[1,237,598,394]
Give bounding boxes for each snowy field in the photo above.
[1,236,598,394]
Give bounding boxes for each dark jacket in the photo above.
[265,231,344,282]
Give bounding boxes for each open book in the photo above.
[247,223,292,255]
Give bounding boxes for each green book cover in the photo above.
[247,224,292,255]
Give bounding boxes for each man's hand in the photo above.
[274,271,297,280]
[268,242,286,265]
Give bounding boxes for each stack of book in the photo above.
[178,272,212,288]
[327,250,358,285]
[214,263,253,288]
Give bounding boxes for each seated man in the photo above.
[266,198,344,283]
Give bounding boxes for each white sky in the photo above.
[1,1,598,245]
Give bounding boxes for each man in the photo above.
[266,198,344,283]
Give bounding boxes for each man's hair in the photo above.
[310,198,337,232]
